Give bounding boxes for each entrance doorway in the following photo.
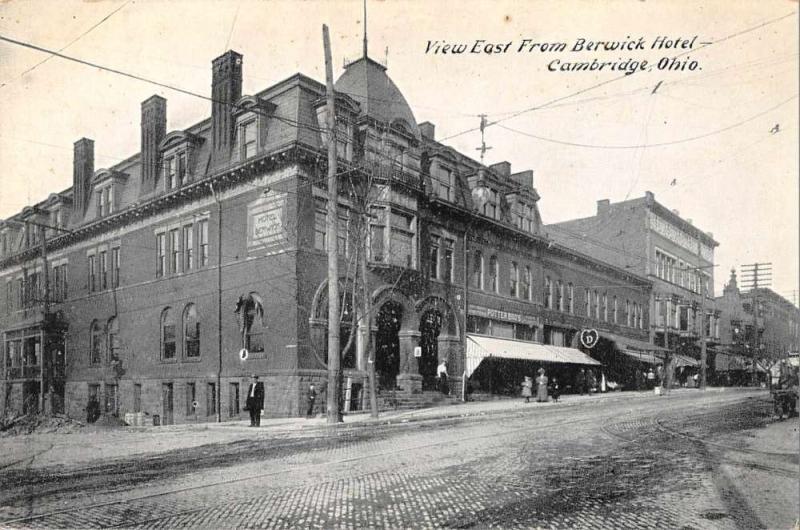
[161,383,174,425]
[22,381,39,415]
[419,310,443,390]
[375,301,402,389]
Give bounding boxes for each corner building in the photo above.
[1,48,654,423]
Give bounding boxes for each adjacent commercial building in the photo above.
[548,193,721,378]
[715,269,800,383]
[1,46,656,423]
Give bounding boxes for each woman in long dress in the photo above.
[521,376,533,403]
[536,368,549,403]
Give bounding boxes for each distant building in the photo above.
[548,192,721,372]
[715,269,800,383]
[1,46,655,424]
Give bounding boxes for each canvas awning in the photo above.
[714,352,752,372]
[619,349,663,365]
[673,354,699,368]
[598,331,669,354]
[465,334,601,378]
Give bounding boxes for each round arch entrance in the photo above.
[419,309,443,390]
[375,300,403,389]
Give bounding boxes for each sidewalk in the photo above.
[0,387,766,471]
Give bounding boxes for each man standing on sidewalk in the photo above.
[306,383,317,418]
[437,360,449,396]
[246,375,264,427]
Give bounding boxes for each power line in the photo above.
[496,94,797,150]
[0,1,131,90]
[435,10,797,144]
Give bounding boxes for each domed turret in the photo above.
[334,57,420,138]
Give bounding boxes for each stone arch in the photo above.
[415,296,463,383]
[415,295,460,338]
[308,277,358,369]
[371,285,417,332]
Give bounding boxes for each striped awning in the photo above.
[465,334,600,378]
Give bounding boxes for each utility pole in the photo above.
[35,224,50,414]
[362,233,378,418]
[210,183,223,423]
[475,114,492,164]
[741,263,772,386]
[323,24,342,424]
[696,246,707,391]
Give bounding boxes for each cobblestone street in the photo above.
[0,389,796,529]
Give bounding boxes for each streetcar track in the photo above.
[602,402,798,479]
[0,444,54,472]
[0,392,768,527]
[0,409,613,526]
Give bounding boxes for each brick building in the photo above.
[548,193,721,377]
[1,46,655,423]
[715,269,800,383]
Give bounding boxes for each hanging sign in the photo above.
[580,329,599,349]
[239,348,249,361]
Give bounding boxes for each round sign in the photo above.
[192,400,198,409]
[239,348,249,361]
[580,329,599,349]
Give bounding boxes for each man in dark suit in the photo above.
[245,374,265,427]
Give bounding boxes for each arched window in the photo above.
[107,317,119,362]
[556,280,563,311]
[544,277,552,309]
[161,308,176,360]
[183,304,200,358]
[567,283,574,314]
[521,266,531,301]
[489,255,498,293]
[472,251,484,290]
[90,320,104,364]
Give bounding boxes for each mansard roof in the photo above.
[334,56,420,138]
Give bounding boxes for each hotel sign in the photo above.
[247,191,288,251]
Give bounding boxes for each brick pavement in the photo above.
[3,390,791,529]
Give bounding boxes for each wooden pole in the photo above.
[323,24,342,423]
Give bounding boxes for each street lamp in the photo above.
[461,168,489,402]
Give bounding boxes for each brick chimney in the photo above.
[211,50,243,165]
[597,199,610,214]
[511,170,534,188]
[71,138,94,221]
[490,161,511,177]
[140,95,166,195]
[419,121,435,141]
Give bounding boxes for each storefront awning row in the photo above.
[619,349,663,365]
[599,331,669,354]
[673,354,699,368]
[465,334,600,378]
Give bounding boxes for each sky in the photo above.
[0,0,797,302]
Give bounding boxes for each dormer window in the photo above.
[92,170,127,217]
[97,186,113,217]
[164,152,188,190]
[160,131,202,191]
[231,95,275,164]
[433,165,454,201]
[238,120,257,160]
